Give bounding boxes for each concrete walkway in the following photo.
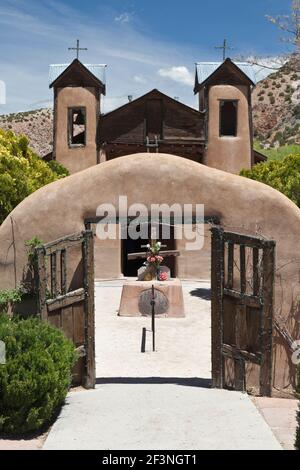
[44,280,282,450]
[44,383,281,450]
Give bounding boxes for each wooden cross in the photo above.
[128,242,180,261]
[215,39,233,61]
[127,249,180,261]
[68,39,88,60]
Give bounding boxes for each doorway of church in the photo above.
[121,224,177,278]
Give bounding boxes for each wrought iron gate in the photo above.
[35,230,95,389]
[211,227,275,396]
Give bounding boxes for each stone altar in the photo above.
[118,279,185,317]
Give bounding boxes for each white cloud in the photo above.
[114,12,133,24]
[133,75,147,84]
[158,66,194,86]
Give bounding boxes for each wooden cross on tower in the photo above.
[68,39,88,60]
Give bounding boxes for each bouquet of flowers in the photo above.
[145,241,164,279]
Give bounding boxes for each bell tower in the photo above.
[194,59,256,174]
[49,58,106,174]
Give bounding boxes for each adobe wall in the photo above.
[204,85,252,174]
[0,153,299,393]
[175,224,211,280]
[54,86,100,174]
[91,223,122,279]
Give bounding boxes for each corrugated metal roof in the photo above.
[49,63,107,86]
[195,61,257,85]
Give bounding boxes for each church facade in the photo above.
[49,57,265,176]
[47,57,266,280]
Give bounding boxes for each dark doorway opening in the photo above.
[122,236,146,277]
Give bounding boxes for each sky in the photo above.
[0,0,296,114]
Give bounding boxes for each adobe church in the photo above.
[49,57,265,175]
[47,56,265,279]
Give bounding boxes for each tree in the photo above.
[266,0,300,50]
[0,129,68,225]
[240,153,300,207]
[240,1,300,73]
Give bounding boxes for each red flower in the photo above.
[159,271,168,281]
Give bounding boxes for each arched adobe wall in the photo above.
[0,153,299,393]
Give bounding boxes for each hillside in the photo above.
[252,56,300,146]
[0,108,53,157]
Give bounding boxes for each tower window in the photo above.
[219,100,238,137]
[146,99,163,140]
[68,107,86,146]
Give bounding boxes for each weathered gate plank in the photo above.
[36,246,47,321]
[260,243,275,396]
[227,242,234,289]
[50,252,57,297]
[252,247,260,296]
[60,249,67,295]
[211,227,224,389]
[82,230,95,389]
[46,288,85,312]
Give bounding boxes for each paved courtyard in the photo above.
[95,280,211,379]
[43,280,287,450]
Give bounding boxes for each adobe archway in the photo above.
[0,153,299,393]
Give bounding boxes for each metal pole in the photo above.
[151,284,155,351]
[141,327,146,353]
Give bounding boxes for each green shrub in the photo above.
[273,132,285,146]
[293,104,300,120]
[0,315,77,435]
[47,160,69,179]
[0,289,22,315]
[240,153,300,207]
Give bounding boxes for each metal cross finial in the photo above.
[68,39,88,60]
[215,39,233,61]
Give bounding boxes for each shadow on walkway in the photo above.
[189,288,211,300]
[96,377,211,388]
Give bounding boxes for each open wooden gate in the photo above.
[211,226,275,396]
[35,230,95,389]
